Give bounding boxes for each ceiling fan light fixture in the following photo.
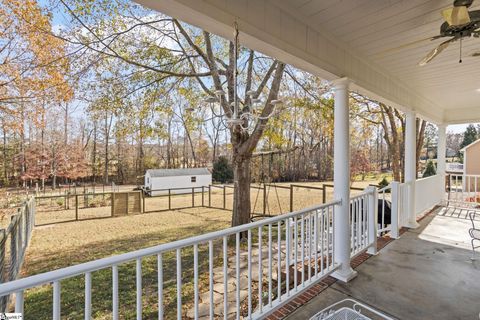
[442,6,471,26]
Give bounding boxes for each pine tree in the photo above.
[460,124,478,149]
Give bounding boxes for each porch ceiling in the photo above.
[136,0,480,124]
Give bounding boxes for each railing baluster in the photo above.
[301,214,305,286]
[331,205,335,267]
[235,233,240,320]
[247,229,252,318]
[314,210,318,277]
[223,236,228,320]
[356,199,361,252]
[321,208,325,274]
[85,272,91,320]
[258,226,263,313]
[15,290,24,314]
[112,265,118,320]
[158,254,163,320]
[53,280,61,320]
[194,244,199,320]
[285,219,290,296]
[209,240,214,319]
[136,258,142,320]
[268,224,272,306]
[326,207,330,270]
[176,249,182,320]
[382,190,386,231]
[308,212,312,281]
[293,216,298,289]
[277,221,282,301]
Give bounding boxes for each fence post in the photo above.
[192,187,195,207]
[111,193,115,217]
[289,185,293,212]
[126,192,129,215]
[9,215,18,281]
[390,182,400,239]
[208,185,211,207]
[367,186,378,255]
[0,229,5,310]
[263,184,267,215]
[75,194,79,221]
[202,186,205,207]
[142,191,145,213]
[322,185,327,204]
[223,186,226,210]
[168,189,171,210]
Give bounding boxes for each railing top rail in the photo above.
[350,188,374,201]
[290,184,324,191]
[416,174,443,182]
[378,185,391,193]
[0,199,340,295]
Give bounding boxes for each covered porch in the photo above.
[1,0,480,319]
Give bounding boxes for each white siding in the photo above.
[149,174,212,196]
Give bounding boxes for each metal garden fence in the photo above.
[0,197,35,309]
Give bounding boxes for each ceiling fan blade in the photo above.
[442,6,471,26]
[375,36,440,57]
[418,38,455,66]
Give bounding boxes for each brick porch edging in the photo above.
[265,207,438,320]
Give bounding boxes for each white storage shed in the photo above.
[144,168,212,196]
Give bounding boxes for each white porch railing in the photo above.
[449,174,480,207]
[0,200,349,319]
[377,183,400,239]
[349,189,378,257]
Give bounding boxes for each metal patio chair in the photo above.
[469,211,480,260]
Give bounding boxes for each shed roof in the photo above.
[146,168,210,178]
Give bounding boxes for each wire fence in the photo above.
[0,197,35,310]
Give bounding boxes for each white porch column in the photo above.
[405,111,419,228]
[331,78,357,282]
[437,124,447,176]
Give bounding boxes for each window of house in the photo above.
[191,176,196,183]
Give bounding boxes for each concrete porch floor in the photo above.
[285,207,480,320]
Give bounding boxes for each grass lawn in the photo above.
[22,207,232,319]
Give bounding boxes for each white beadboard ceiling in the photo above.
[282,0,480,111]
[136,0,480,124]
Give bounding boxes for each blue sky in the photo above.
[448,123,476,134]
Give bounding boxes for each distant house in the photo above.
[460,139,480,176]
[144,168,212,196]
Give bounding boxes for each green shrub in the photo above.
[423,160,436,178]
[378,176,389,189]
[212,156,234,183]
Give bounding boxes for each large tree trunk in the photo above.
[232,155,251,227]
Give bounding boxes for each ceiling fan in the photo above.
[418,0,480,66]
